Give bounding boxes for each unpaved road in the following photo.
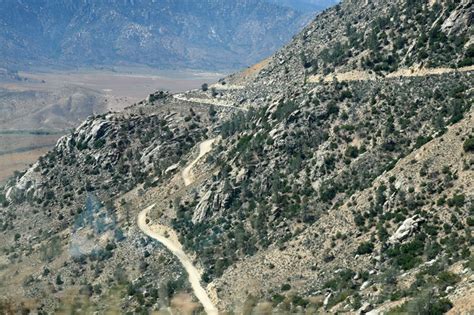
[182,138,217,186]
[173,94,248,111]
[137,206,218,315]
[137,139,219,315]
[308,65,474,83]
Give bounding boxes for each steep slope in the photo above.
[227,0,472,89]
[0,0,473,313]
[0,94,228,313]
[0,0,314,70]
[137,138,219,315]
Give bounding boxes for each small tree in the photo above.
[201,83,208,91]
[345,146,359,158]
[209,105,217,117]
[281,283,291,291]
[463,137,474,152]
[0,193,8,207]
[320,181,337,202]
[356,241,374,255]
[56,274,64,285]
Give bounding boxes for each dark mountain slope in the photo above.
[0,0,316,70]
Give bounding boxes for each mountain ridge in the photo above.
[0,0,317,71]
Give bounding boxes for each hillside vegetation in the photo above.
[1,0,473,313]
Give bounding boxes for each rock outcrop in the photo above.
[388,215,425,244]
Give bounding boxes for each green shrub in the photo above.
[447,194,465,207]
[458,57,473,68]
[208,105,217,117]
[463,138,474,152]
[388,292,452,315]
[292,295,309,307]
[415,136,432,149]
[281,283,291,291]
[327,290,352,309]
[467,217,474,227]
[323,269,355,291]
[424,240,441,260]
[320,182,337,202]
[127,283,136,296]
[387,238,424,270]
[356,242,374,255]
[93,139,106,149]
[76,141,88,151]
[0,193,8,207]
[345,146,359,158]
[354,214,365,227]
[272,294,285,305]
[326,102,340,117]
[437,271,460,290]
[56,274,64,285]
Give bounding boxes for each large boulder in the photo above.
[388,215,425,244]
[192,190,213,224]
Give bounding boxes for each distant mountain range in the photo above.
[0,0,337,71]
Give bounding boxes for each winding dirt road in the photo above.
[182,138,217,186]
[137,138,218,315]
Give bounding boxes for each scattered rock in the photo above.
[360,280,371,290]
[445,286,454,294]
[165,163,180,174]
[358,302,373,314]
[323,293,332,308]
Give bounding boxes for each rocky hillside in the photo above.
[235,0,473,88]
[1,0,473,313]
[0,0,315,70]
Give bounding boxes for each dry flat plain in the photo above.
[0,68,224,184]
[12,68,225,111]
